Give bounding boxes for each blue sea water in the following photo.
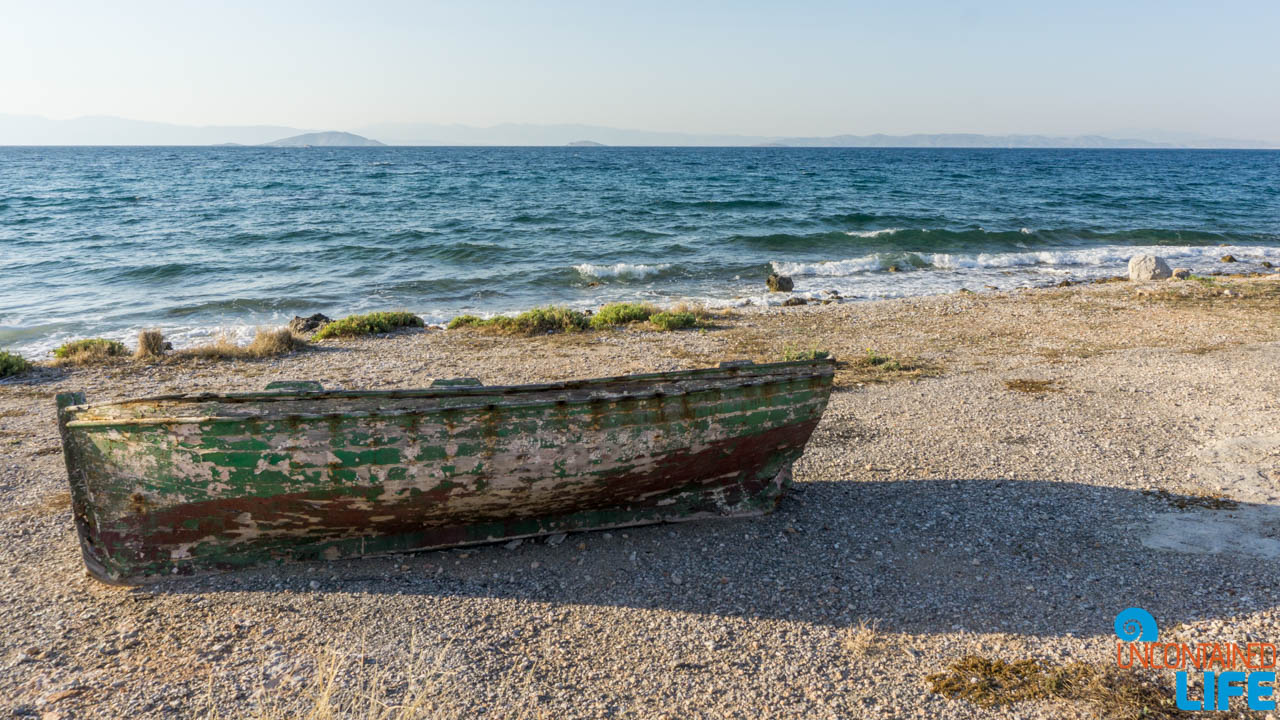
[2,146,1278,358]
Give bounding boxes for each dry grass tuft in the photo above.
[670,302,733,321]
[840,620,881,660]
[838,349,939,386]
[927,656,1047,706]
[42,491,71,513]
[248,328,306,356]
[927,656,1189,718]
[1004,379,1058,393]
[134,329,167,360]
[1144,489,1239,511]
[179,329,306,360]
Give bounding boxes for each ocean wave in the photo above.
[773,256,887,276]
[386,229,440,240]
[774,244,1280,277]
[654,199,789,211]
[573,262,671,279]
[845,228,903,238]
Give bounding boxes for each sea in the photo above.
[2,146,1278,359]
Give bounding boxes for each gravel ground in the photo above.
[2,276,1278,719]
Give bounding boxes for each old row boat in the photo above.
[56,358,835,584]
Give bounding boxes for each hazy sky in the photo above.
[4,0,1279,141]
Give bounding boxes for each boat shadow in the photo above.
[148,478,1280,637]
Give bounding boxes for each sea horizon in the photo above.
[4,145,1279,359]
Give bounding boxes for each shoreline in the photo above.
[5,262,1276,364]
[2,275,1279,718]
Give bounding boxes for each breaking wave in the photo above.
[573,262,671,279]
[773,244,1280,277]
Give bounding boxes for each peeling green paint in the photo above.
[57,359,834,584]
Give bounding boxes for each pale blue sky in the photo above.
[4,0,1278,141]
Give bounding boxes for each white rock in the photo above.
[1128,254,1172,281]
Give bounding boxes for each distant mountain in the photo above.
[261,131,384,147]
[567,140,606,147]
[0,114,308,145]
[1,114,1274,148]
[1103,128,1279,150]
[352,122,1276,148]
[769,133,1175,149]
[354,121,758,146]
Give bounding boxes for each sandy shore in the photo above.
[2,276,1279,719]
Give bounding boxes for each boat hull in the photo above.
[56,360,834,584]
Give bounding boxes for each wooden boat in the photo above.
[56,358,835,584]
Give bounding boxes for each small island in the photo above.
[566,140,606,147]
[261,131,385,147]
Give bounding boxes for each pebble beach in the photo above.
[2,275,1279,719]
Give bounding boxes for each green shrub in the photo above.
[649,311,697,331]
[53,338,128,364]
[502,307,590,334]
[781,345,831,362]
[446,315,485,329]
[447,307,589,335]
[312,311,424,340]
[0,351,30,378]
[856,348,900,370]
[589,303,657,329]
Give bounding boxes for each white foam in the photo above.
[775,244,1280,278]
[772,255,886,276]
[573,262,670,279]
[844,228,903,238]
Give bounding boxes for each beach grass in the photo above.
[780,345,831,361]
[52,338,128,365]
[1005,378,1058,393]
[852,348,903,371]
[449,302,725,336]
[0,352,30,378]
[179,328,306,360]
[134,329,167,360]
[312,311,424,340]
[448,306,590,335]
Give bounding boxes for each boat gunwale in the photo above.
[60,359,835,415]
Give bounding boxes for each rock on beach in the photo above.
[766,273,794,292]
[288,313,333,335]
[1127,254,1172,281]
